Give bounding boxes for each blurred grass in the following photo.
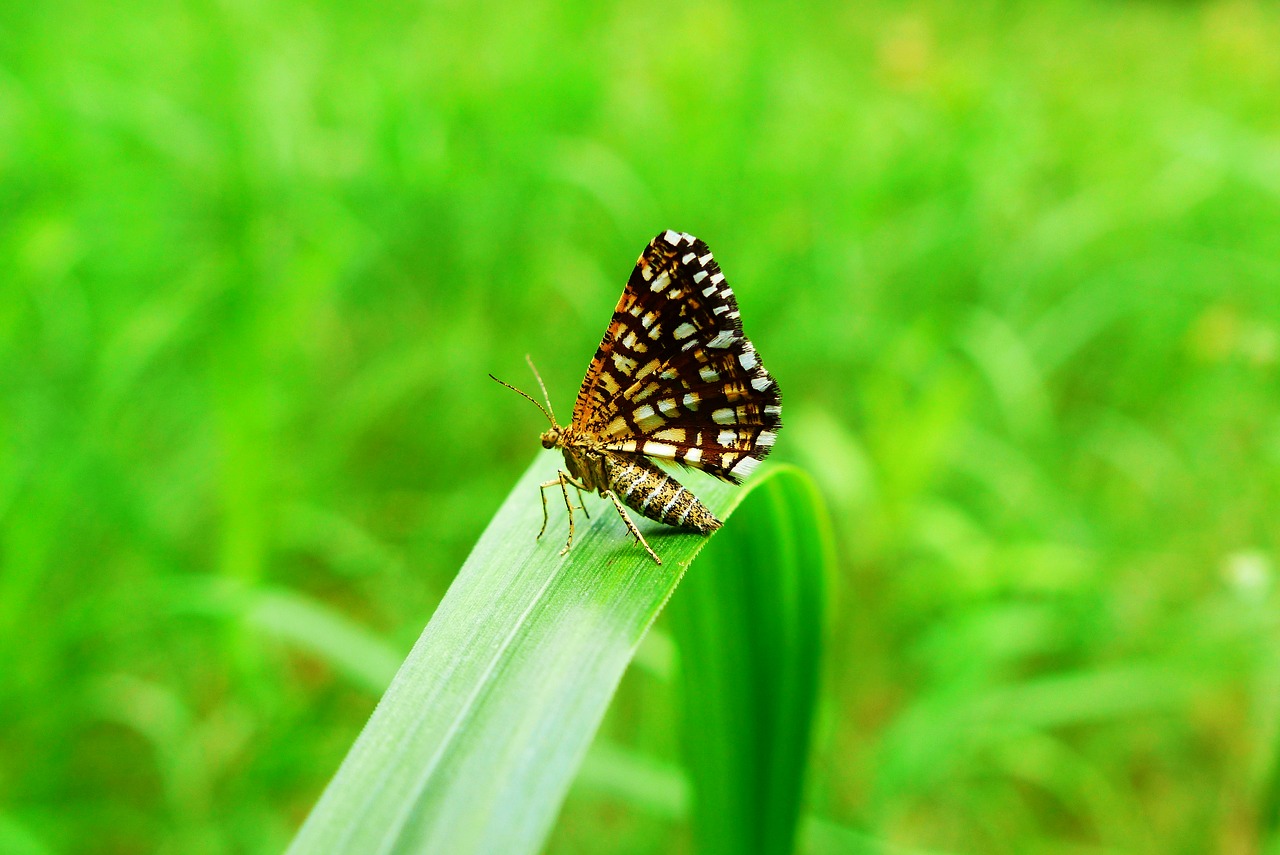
[2,0,1279,853]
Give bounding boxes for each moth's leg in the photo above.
[557,473,577,554]
[538,471,578,539]
[575,484,590,519]
[557,473,597,555]
[605,491,661,565]
[536,477,561,540]
[540,471,592,555]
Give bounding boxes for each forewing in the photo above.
[570,229,782,484]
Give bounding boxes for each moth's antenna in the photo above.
[524,354,558,425]
[489,372,556,428]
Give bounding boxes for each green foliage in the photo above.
[3,0,1280,852]
[670,469,831,855]
[286,456,827,855]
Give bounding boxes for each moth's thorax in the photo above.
[559,442,609,492]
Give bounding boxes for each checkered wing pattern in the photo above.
[570,229,782,483]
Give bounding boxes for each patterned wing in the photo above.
[570,229,782,483]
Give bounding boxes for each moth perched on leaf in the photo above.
[491,229,782,564]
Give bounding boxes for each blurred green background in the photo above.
[3,0,1279,852]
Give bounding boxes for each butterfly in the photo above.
[492,230,782,564]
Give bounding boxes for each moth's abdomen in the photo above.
[607,455,721,533]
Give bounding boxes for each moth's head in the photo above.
[539,427,561,449]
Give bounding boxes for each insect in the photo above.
[491,229,782,564]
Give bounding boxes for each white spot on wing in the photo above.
[751,376,772,392]
[683,447,702,464]
[643,441,677,458]
[693,270,708,283]
[699,366,719,383]
[756,430,777,447]
[682,252,696,263]
[674,322,696,340]
[663,230,681,245]
[698,252,714,265]
[710,272,725,284]
[650,271,671,292]
[707,331,737,348]
[765,404,781,417]
[732,456,761,478]
[717,429,737,445]
[683,393,700,410]
[739,349,758,370]
[712,408,735,425]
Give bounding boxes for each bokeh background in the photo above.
[4,0,1279,852]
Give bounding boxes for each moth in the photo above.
[492,230,782,564]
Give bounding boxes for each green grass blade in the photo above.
[285,450,818,855]
[669,466,833,855]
